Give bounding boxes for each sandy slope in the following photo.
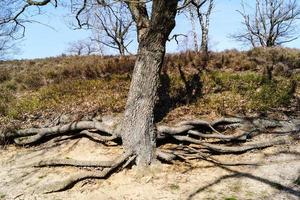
[0,137,299,200]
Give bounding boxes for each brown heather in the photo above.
[0,47,299,125]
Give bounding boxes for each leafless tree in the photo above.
[1,0,297,193]
[0,36,19,60]
[186,6,199,52]
[66,38,103,55]
[186,0,214,53]
[0,0,22,59]
[90,3,135,56]
[0,32,12,60]
[234,0,300,47]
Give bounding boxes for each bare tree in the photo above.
[186,0,214,53]
[0,0,22,59]
[1,0,297,193]
[66,38,103,56]
[0,33,13,60]
[187,6,199,52]
[234,0,300,47]
[90,3,135,56]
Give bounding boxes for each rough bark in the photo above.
[121,0,178,165]
[200,28,208,53]
[188,6,199,52]
[198,0,213,54]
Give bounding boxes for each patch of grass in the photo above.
[0,55,135,93]
[0,193,6,200]
[247,79,294,111]
[0,67,11,83]
[224,197,238,200]
[0,48,298,123]
[245,191,254,198]
[169,183,180,190]
[5,75,130,119]
[204,71,262,94]
[294,176,300,186]
[197,71,295,113]
[228,182,242,193]
[38,174,47,179]
[0,86,15,116]
[259,190,270,199]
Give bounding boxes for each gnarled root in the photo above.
[41,151,133,193]
[169,135,291,154]
[1,116,299,193]
[2,117,299,150]
[3,121,117,145]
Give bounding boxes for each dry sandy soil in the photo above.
[0,136,299,200]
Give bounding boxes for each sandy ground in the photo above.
[0,137,299,200]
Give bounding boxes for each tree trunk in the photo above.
[188,7,199,52]
[119,44,125,56]
[201,28,208,53]
[121,0,178,166]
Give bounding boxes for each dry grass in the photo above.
[0,48,299,125]
[5,75,130,119]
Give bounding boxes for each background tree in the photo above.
[187,0,214,53]
[186,6,199,52]
[66,38,103,55]
[90,3,135,56]
[234,0,300,47]
[0,0,22,59]
[0,31,14,60]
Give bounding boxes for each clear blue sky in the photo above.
[15,0,300,60]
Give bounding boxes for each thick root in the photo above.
[0,116,298,193]
[42,151,133,193]
[2,117,299,150]
[34,158,117,168]
[8,121,116,145]
[199,136,290,153]
[187,130,250,140]
[172,135,291,153]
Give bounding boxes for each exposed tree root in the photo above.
[1,116,299,193]
[41,151,133,193]
[3,117,299,146]
[156,149,177,162]
[33,158,117,168]
[7,121,115,145]
[187,130,249,140]
[172,135,291,153]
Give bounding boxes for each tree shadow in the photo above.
[155,71,173,122]
[154,69,203,122]
[187,159,300,200]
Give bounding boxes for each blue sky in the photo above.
[15,0,300,59]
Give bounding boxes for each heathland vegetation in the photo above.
[0,47,299,128]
